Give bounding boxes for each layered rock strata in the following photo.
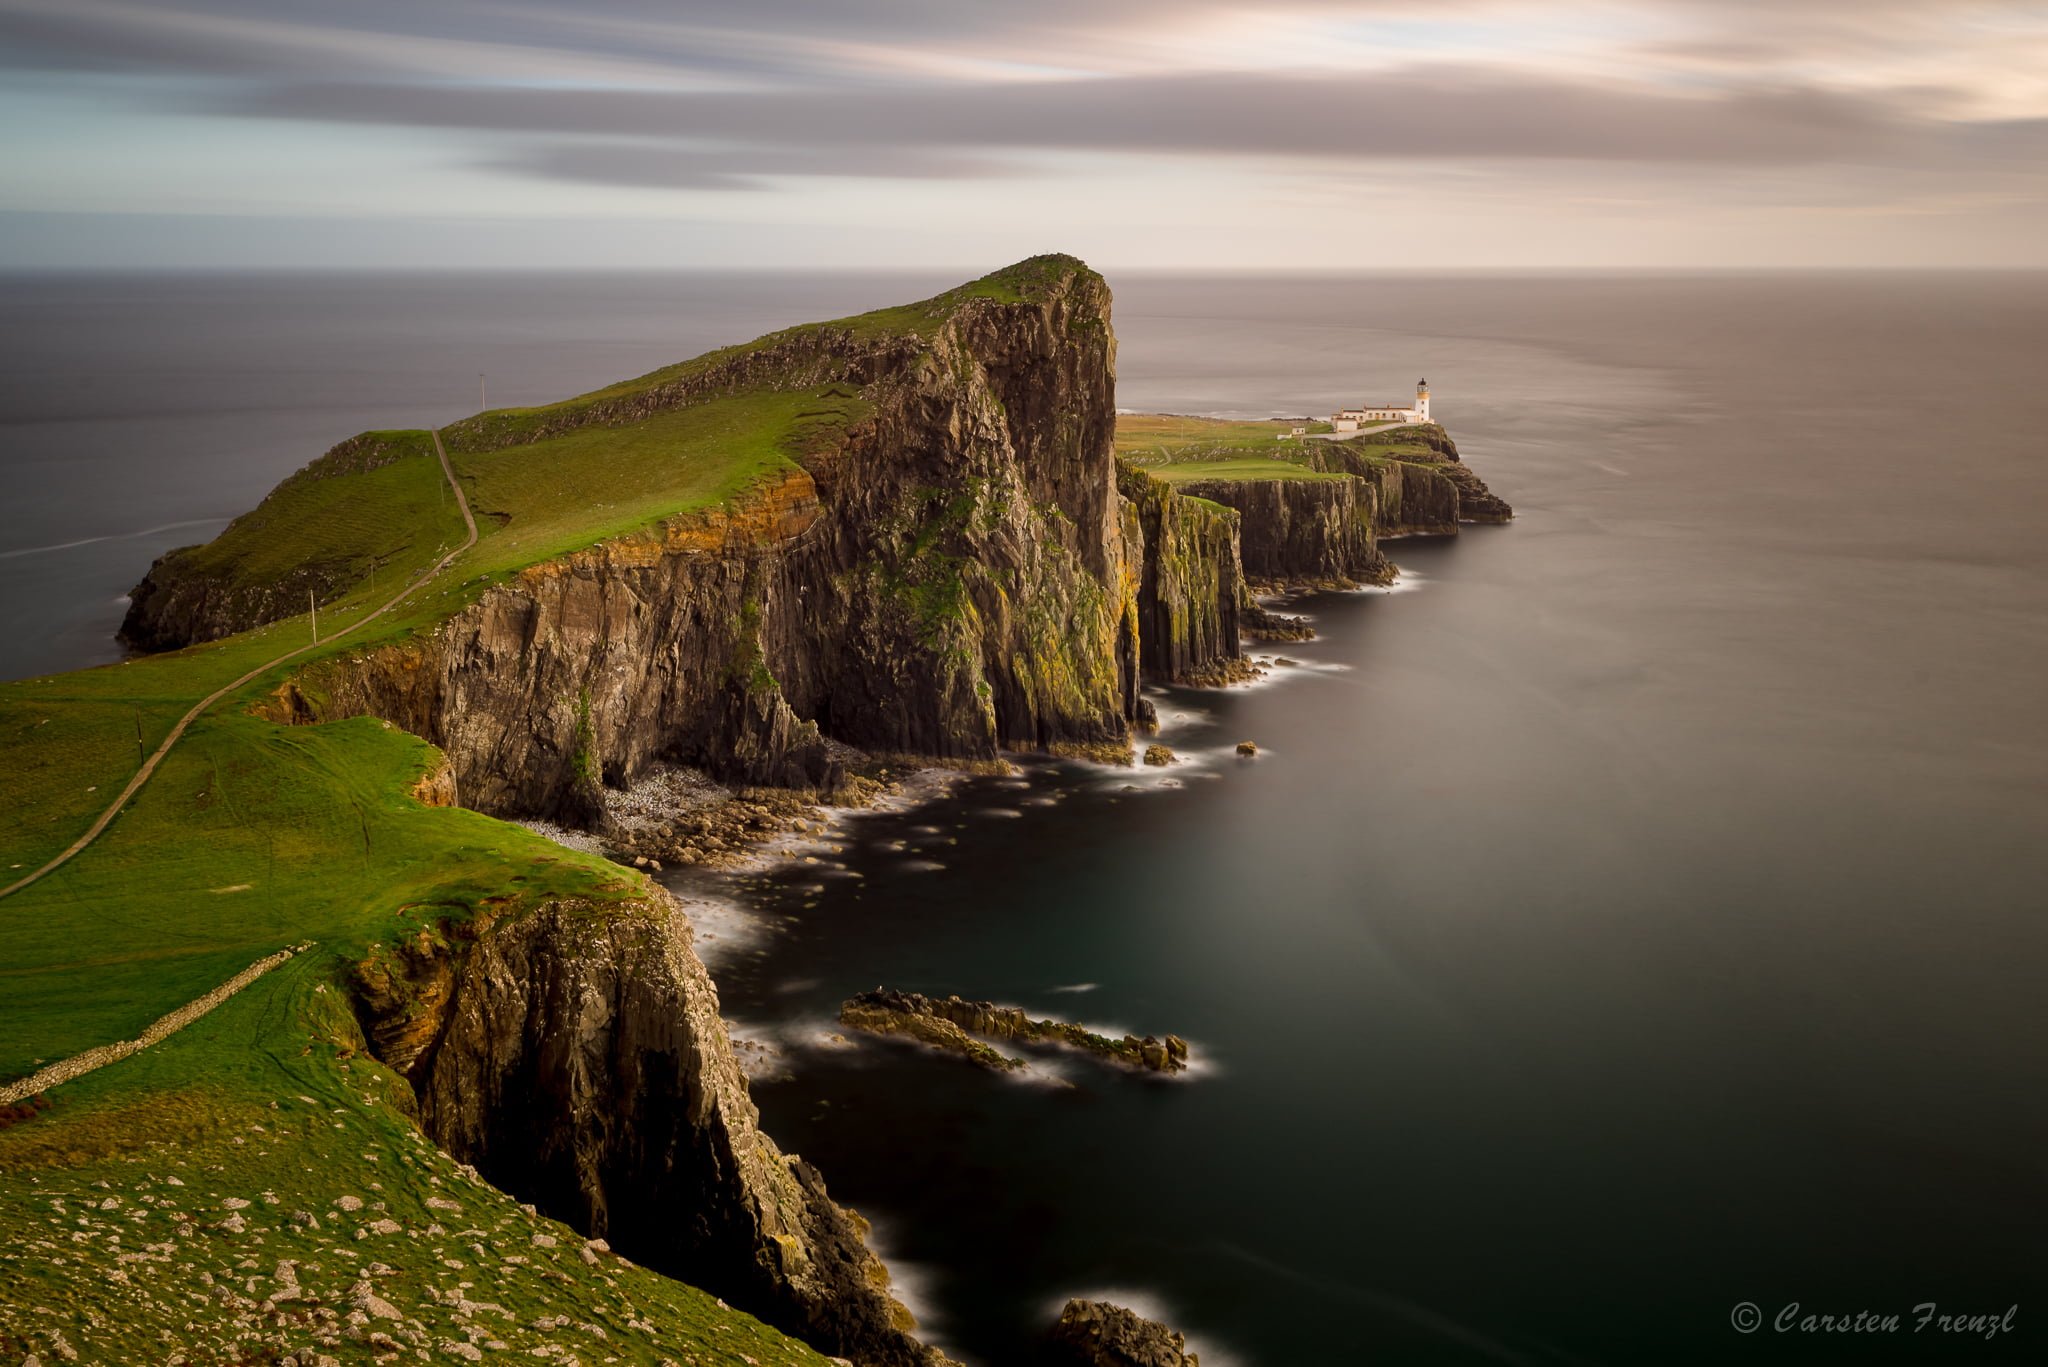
[1116,466,1256,686]
[1170,475,1393,591]
[840,989,1189,1074]
[1298,426,1514,537]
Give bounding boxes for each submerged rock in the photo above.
[1048,1299,1200,1367]
[1235,741,1258,757]
[840,989,1188,1074]
[1055,739,1137,767]
[839,996,1027,1072]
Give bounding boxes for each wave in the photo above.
[0,517,229,561]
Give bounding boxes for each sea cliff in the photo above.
[146,258,1164,823]
[353,889,948,1366]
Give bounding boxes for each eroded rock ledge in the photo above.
[840,989,1189,1075]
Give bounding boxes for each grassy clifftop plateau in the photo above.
[1114,412,1456,478]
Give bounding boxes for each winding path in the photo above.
[0,429,478,903]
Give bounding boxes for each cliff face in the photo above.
[350,889,952,1367]
[1116,466,1250,686]
[1298,450,1460,537]
[1171,476,1391,590]
[120,545,325,653]
[245,261,1165,822]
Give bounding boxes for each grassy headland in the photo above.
[1114,414,1440,483]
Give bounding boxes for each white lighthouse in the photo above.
[1329,378,1434,432]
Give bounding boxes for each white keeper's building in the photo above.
[1332,379,1430,431]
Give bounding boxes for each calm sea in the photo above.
[3,271,2044,1364]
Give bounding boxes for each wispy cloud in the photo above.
[3,0,2044,265]
[219,69,1935,178]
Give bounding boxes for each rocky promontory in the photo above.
[1298,424,1513,537]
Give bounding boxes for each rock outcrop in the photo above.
[840,989,1188,1074]
[1048,1299,1201,1367]
[350,890,954,1367]
[1438,459,1515,523]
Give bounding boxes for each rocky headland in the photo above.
[6,254,1511,1366]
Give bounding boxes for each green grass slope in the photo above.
[1145,459,1349,483]
[0,957,835,1367]
[1114,416,1349,483]
[1112,414,1454,487]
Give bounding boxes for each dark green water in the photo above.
[697,275,2048,1364]
[6,271,2044,1364]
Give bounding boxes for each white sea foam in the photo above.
[854,1212,947,1344]
[0,517,231,561]
[1048,982,1099,994]
[672,890,766,968]
[1379,566,1428,594]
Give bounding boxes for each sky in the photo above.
[2,0,2045,269]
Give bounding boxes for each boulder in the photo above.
[1047,1299,1199,1367]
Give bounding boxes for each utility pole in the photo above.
[480,374,487,411]
[309,590,317,644]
